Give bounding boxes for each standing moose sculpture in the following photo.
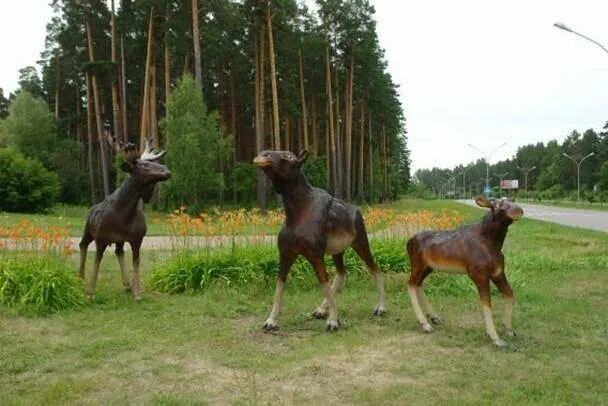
[79,139,171,302]
[406,195,523,348]
[253,149,386,332]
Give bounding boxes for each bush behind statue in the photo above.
[0,148,60,212]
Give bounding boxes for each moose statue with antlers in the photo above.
[79,138,171,302]
[405,195,524,348]
[253,149,386,332]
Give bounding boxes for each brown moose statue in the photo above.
[79,139,171,302]
[406,195,523,348]
[253,149,386,332]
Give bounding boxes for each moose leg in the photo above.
[416,269,442,325]
[407,271,433,333]
[263,251,297,332]
[78,233,93,278]
[130,239,143,302]
[87,241,108,302]
[312,253,346,319]
[115,242,130,291]
[351,218,386,316]
[491,271,515,337]
[473,275,507,348]
[308,257,339,331]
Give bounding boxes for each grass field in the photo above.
[1,200,607,404]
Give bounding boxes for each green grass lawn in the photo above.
[1,199,607,404]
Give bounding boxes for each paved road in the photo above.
[457,200,608,233]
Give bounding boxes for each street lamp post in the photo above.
[468,143,507,195]
[563,152,595,201]
[554,22,608,55]
[457,167,470,199]
[517,165,536,199]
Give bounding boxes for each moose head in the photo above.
[120,139,172,186]
[474,195,524,223]
[253,150,308,194]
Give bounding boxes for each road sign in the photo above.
[500,179,519,189]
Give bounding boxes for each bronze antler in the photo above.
[140,137,166,161]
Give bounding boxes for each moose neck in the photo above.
[113,175,146,216]
[270,172,314,220]
[478,211,512,250]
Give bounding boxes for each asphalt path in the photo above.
[457,200,608,233]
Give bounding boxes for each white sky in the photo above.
[1,1,607,173]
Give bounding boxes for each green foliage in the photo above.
[538,184,565,201]
[51,139,88,204]
[0,258,85,314]
[2,91,56,168]
[160,75,232,210]
[407,182,434,199]
[229,162,258,203]
[0,148,60,212]
[301,156,327,189]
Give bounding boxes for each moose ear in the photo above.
[297,149,309,165]
[121,161,134,173]
[474,194,493,208]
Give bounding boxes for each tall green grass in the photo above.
[0,258,85,314]
[149,239,408,294]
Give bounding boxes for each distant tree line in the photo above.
[415,123,608,202]
[0,0,409,213]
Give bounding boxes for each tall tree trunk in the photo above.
[334,55,342,198]
[382,123,388,199]
[192,0,202,88]
[164,10,171,109]
[368,109,373,202]
[85,10,110,197]
[298,49,308,151]
[325,107,330,188]
[325,42,337,194]
[120,32,128,143]
[230,68,237,143]
[86,73,96,203]
[110,0,122,145]
[149,46,158,146]
[344,52,354,200]
[266,4,280,149]
[54,55,60,119]
[285,116,290,151]
[140,8,154,149]
[255,25,267,211]
[311,94,318,157]
[358,99,365,200]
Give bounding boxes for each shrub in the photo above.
[0,258,85,314]
[0,148,60,212]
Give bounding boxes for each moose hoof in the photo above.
[505,329,516,338]
[373,306,386,316]
[88,294,95,303]
[134,296,142,303]
[421,323,434,333]
[263,320,279,332]
[326,320,340,332]
[494,338,509,349]
[312,308,328,319]
[429,316,444,325]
